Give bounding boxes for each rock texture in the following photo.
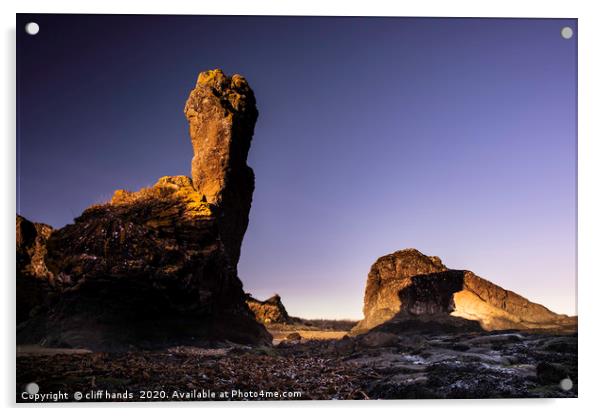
[184,69,258,266]
[16,215,53,280]
[16,215,54,324]
[352,249,576,334]
[17,328,578,400]
[246,294,291,324]
[17,70,271,350]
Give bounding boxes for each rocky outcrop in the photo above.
[17,215,53,280]
[246,294,291,324]
[17,70,271,350]
[184,69,258,266]
[16,215,54,324]
[352,249,576,334]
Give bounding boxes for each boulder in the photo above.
[352,249,577,334]
[286,332,302,341]
[333,336,356,355]
[17,70,271,350]
[357,331,399,348]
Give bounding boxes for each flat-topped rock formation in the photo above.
[246,294,292,324]
[17,70,271,350]
[352,249,576,335]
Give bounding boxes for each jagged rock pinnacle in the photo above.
[184,69,258,266]
[16,70,270,350]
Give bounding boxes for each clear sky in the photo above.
[17,15,577,319]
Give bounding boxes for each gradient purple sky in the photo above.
[17,15,577,319]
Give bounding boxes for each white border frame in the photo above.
[2,1,600,414]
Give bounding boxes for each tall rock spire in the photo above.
[184,69,259,266]
[16,70,270,351]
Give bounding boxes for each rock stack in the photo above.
[16,70,271,350]
[246,294,291,324]
[352,249,576,334]
[184,69,258,266]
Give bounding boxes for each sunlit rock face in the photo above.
[352,249,577,334]
[16,215,53,280]
[16,215,54,324]
[246,294,291,324]
[184,69,258,266]
[17,70,271,350]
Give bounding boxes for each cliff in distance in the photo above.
[16,69,271,350]
[352,249,576,334]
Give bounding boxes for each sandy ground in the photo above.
[16,328,348,355]
[269,330,348,344]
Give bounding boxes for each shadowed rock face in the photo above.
[353,249,447,332]
[184,69,258,266]
[246,294,291,324]
[17,70,271,350]
[352,249,576,334]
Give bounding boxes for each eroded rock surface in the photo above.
[246,294,291,324]
[352,249,576,334]
[17,70,270,350]
[16,215,54,324]
[17,330,578,400]
[184,69,258,266]
[347,331,578,399]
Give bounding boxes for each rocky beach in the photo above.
[16,70,577,401]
